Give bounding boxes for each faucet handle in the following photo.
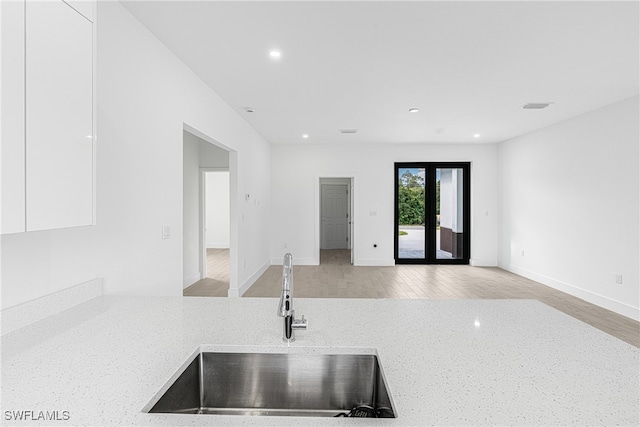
[292,315,307,330]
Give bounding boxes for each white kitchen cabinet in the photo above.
[25,0,94,231]
[1,0,26,234]
[2,0,95,234]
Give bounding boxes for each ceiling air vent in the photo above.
[522,102,553,109]
[339,129,358,134]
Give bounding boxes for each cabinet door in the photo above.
[1,0,26,234]
[26,0,94,231]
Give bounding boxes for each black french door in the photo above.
[394,162,470,264]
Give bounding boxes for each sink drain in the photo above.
[334,405,394,418]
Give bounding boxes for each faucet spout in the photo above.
[278,253,293,318]
[277,253,307,342]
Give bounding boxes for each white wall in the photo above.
[270,143,498,266]
[1,227,99,309]
[198,138,229,169]
[206,172,230,249]
[1,1,271,308]
[498,96,639,320]
[95,1,269,297]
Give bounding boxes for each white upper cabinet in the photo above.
[1,0,95,234]
[1,0,26,234]
[26,0,94,231]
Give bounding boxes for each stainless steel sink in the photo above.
[146,351,396,418]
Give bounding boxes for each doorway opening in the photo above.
[319,177,353,265]
[200,170,230,290]
[394,162,470,264]
[182,126,236,297]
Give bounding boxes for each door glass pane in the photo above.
[436,168,464,260]
[397,168,425,259]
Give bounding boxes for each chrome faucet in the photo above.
[278,253,307,342]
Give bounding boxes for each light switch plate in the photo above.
[162,225,171,240]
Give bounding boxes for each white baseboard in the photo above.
[1,278,103,335]
[183,272,201,289]
[499,262,640,321]
[229,261,271,297]
[470,258,498,267]
[206,243,230,249]
[355,258,395,266]
[270,257,317,266]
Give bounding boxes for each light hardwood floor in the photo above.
[188,249,640,347]
[183,248,230,297]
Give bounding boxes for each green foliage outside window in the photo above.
[398,171,425,225]
[398,170,440,226]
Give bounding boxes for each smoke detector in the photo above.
[339,129,358,134]
[522,102,553,109]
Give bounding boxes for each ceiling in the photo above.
[121,1,639,145]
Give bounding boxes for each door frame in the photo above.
[394,162,471,265]
[315,174,357,265]
[183,123,239,296]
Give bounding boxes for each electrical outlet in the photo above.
[521,249,525,257]
[613,274,623,284]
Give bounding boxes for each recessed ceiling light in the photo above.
[339,129,358,134]
[244,107,254,113]
[302,134,309,139]
[473,133,480,138]
[522,102,553,109]
[408,108,420,113]
[269,50,281,59]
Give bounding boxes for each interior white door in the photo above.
[321,184,348,249]
[26,0,94,231]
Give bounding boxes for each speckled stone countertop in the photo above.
[1,296,638,426]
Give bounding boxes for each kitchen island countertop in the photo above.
[1,296,638,426]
